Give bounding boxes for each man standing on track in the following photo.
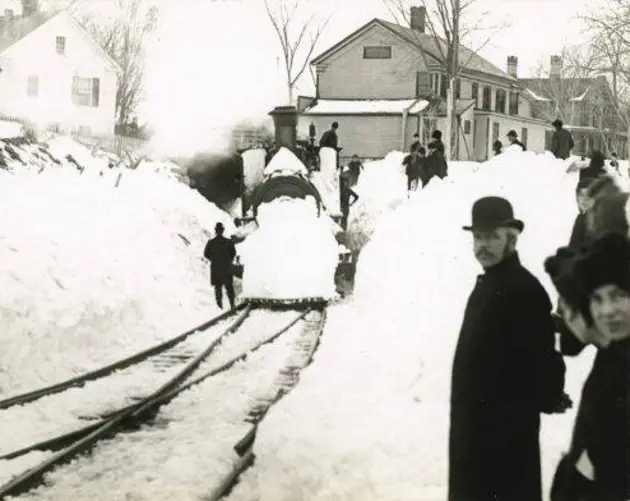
[203,222,236,310]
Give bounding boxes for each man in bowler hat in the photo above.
[449,196,569,501]
[203,222,237,310]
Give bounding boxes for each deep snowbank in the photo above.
[0,140,233,394]
[344,151,408,252]
[228,149,596,500]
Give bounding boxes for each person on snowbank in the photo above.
[403,147,425,192]
[551,119,575,160]
[506,129,526,151]
[545,233,630,501]
[568,178,596,249]
[319,122,340,150]
[422,141,447,186]
[410,132,421,153]
[430,129,445,155]
[203,222,236,310]
[492,140,503,156]
[449,196,569,501]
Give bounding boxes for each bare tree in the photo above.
[578,0,630,155]
[382,0,505,159]
[42,0,158,128]
[264,0,332,104]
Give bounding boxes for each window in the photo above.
[464,120,471,134]
[72,76,100,107]
[455,78,461,99]
[56,36,66,55]
[482,86,491,111]
[363,46,391,59]
[471,82,479,107]
[495,89,507,114]
[521,128,528,149]
[77,125,91,136]
[416,71,432,97]
[492,122,499,141]
[509,92,520,116]
[27,75,38,97]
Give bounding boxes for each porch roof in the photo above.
[303,99,429,115]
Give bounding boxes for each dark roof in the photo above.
[312,18,514,81]
[0,11,57,54]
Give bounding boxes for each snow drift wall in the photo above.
[228,149,593,501]
[0,139,233,394]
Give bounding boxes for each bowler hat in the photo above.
[463,196,525,232]
[215,222,225,232]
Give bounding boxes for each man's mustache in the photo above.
[476,250,495,258]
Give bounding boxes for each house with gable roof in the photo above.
[0,0,120,136]
[299,6,551,161]
[518,56,628,157]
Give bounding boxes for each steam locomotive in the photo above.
[232,106,353,305]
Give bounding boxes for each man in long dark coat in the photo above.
[203,222,236,310]
[449,196,568,501]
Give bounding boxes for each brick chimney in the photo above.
[4,8,14,20]
[22,0,39,17]
[550,55,562,78]
[507,56,518,78]
[410,6,426,32]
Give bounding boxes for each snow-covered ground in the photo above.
[0,136,234,395]
[0,138,603,500]
[227,148,597,501]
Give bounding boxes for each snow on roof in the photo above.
[569,88,590,102]
[304,99,429,115]
[263,146,309,176]
[523,88,552,102]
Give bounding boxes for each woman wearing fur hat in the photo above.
[545,233,630,501]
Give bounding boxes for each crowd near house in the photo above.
[0,0,119,136]
[298,5,627,164]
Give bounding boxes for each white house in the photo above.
[0,2,120,136]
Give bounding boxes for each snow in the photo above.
[305,99,429,115]
[0,137,233,395]
[1,309,306,498]
[0,120,23,139]
[238,197,339,301]
[226,148,596,501]
[263,147,309,177]
[0,137,601,500]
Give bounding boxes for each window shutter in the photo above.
[92,78,100,107]
[416,71,432,96]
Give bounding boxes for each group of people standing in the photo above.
[403,129,449,191]
[449,169,629,501]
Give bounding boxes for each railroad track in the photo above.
[0,303,326,499]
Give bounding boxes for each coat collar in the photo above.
[481,252,521,277]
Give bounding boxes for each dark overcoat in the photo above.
[449,253,565,501]
[553,336,630,501]
[203,235,236,286]
[551,129,575,160]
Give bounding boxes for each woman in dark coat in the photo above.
[545,233,630,501]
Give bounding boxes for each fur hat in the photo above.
[586,192,630,241]
[545,232,630,325]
